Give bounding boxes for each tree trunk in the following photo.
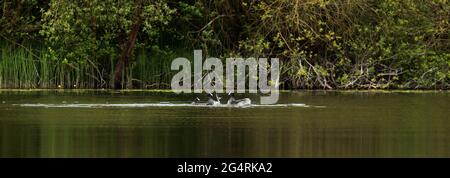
[114,9,142,89]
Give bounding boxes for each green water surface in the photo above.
[0,90,449,157]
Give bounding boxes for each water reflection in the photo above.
[1,91,449,157]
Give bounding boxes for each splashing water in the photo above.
[14,102,323,108]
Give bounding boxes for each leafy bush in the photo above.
[40,0,174,87]
[1,0,449,89]
[237,0,450,89]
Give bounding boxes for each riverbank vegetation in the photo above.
[1,0,449,89]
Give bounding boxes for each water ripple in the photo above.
[13,103,323,108]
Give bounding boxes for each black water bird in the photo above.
[227,92,251,106]
[207,93,221,106]
[191,97,201,105]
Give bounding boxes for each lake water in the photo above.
[0,90,449,157]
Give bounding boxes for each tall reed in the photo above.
[1,43,193,89]
[0,44,102,89]
[0,44,39,88]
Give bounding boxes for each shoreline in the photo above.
[0,88,448,93]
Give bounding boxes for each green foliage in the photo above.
[237,0,450,89]
[40,0,174,61]
[0,0,449,89]
[39,0,174,87]
[0,0,46,42]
